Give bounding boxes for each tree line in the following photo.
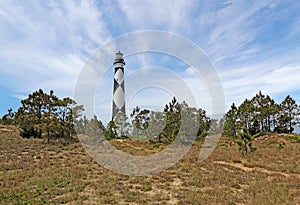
[1,90,214,144]
[76,97,216,144]
[2,89,298,145]
[223,91,300,138]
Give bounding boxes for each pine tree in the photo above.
[16,89,46,138]
[223,103,238,138]
[130,106,150,140]
[105,120,118,140]
[14,89,80,142]
[275,95,298,133]
[158,97,181,144]
[1,108,14,125]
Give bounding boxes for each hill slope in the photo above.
[0,126,299,204]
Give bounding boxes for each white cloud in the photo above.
[117,0,196,32]
[195,1,273,63]
[185,67,195,75]
[220,63,300,107]
[12,94,27,100]
[0,0,111,97]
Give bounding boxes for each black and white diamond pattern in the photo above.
[112,67,125,120]
[113,86,125,108]
[114,69,124,84]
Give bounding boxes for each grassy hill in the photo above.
[0,125,299,204]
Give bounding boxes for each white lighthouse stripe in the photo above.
[114,69,124,84]
[114,63,124,67]
[113,87,125,108]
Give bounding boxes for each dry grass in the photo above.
[0,126,299,204]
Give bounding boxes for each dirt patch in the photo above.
[0,128,14,132]
[214,160,299,178]
[0,125,16,132]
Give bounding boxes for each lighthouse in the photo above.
[112,51,126,121]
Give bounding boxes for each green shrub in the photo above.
[285,135,300,143]
[236,128,256,156]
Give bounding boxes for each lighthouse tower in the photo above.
[112,51,126,120]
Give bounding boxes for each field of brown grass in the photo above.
[0,125,299,204]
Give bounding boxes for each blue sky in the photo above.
[0,0,300,124]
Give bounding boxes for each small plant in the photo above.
[277,143,284,149]
[236,128,256,156]
[141,182,152,191]
[268,139,278,145]
[285,135,300,143]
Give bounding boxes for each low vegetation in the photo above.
[285,135,300,143]
[0,126,299,204]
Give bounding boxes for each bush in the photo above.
[236,128,256,156]
[196,131,208,141]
